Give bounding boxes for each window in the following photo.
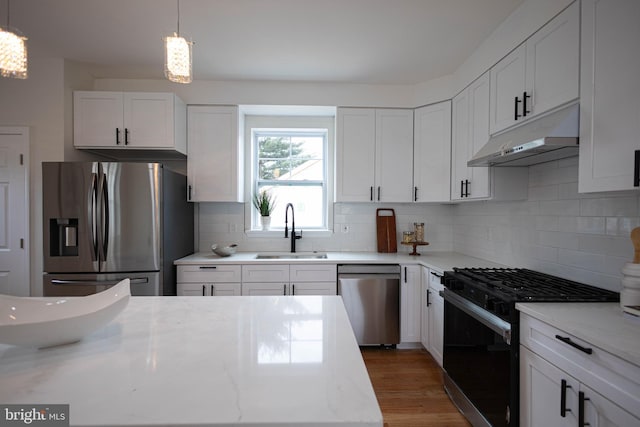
[245,114,334,232]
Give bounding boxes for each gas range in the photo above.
[441,267,619,427]
[443,267,620,322]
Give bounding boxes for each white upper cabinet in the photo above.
[74,91,186,154]
[335,108,376,202]
[490,45,527,134]
[579,0,640,193]
[187,105,242,202]
[452,72,492,200]
[375,109,414,202]
[413,101,451,202]
[336,108,413,202]
[490,1,580,134]
[452,72,528,201]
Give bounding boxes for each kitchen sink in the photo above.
[255,252,328,260]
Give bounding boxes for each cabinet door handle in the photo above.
[414,186,418,202]
[370,186,373,201]
[555,335,593,354]
[377,186,381,201]
[124,128,130,145]
[202,285,205,296]
[404,267,407,283]
[426,289,431,307]
[460,180,464,198]
[188,185,192,201]
[292,284,295,295]
[560,379,572,417]
[464,179,470,197]
[283,284,287,295]
[578,391,590,427]
[634,150,639,187]
[430,271,442,278]
[514,96,522,120]
[523,91,531,117]
[116,128,121,145]
[210,285,214,295]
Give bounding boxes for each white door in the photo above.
[335,108,376,202]
[525,1,580,117]
[0,127,29,296]
[124,93,175,149]
[520,346,578,427]
[579,0,640,192]
[490,44,526,134]
[73,91,123,147]
[187,105,240,202]
[413,101,451,202]
[375,109,414,202]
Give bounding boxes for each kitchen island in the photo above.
[0,296,382,426]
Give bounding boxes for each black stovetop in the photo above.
[449,267,620,302]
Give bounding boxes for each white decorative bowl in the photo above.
[0,278,130,348]
[211,243,237,257]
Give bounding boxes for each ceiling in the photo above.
[8,0,524,85]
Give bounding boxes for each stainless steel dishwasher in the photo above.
[337,264,400,346]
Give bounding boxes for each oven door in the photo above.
[442,289,517,427]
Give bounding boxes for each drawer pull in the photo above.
[560,379,572,417]
[199,266,218,269]
[555,335,593,355]
[430,271,442,278]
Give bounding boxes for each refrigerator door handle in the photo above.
[51,277,149,286]
[102,171,110,262]
[90,171,99,263]
[97,166,109,266]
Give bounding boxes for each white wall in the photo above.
[453,158,639,292]
[0,52,95,295]
[94,78,418,109]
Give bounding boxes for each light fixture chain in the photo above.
[6,0,10,28]
[177,0,180,36]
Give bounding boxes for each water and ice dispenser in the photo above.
[49,218,78,256]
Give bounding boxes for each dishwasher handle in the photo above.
[338,273,400,281]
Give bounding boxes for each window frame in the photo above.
[244,115,334,236]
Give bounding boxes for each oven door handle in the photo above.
[441,289,512,345]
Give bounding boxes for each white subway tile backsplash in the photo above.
[195,159,638,291]
[538,199,580,216]
[580,197,638,217]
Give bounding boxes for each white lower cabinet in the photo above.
[241,264,337,296]
[179,283,241,296]
[520,313,640,426]
[400,264,421,343]
[177,264,242,296]
[427,270,444,367]
[420,267,444,367]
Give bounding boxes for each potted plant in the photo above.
[253,189,276,230]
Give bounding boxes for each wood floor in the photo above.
[361,347,471,427]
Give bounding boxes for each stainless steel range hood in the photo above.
[468,104,579,167]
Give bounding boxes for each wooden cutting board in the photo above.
[376,208,397,253]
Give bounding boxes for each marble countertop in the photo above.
[175,251,505,273]
[0,296,382,427]
[516,302,640,367]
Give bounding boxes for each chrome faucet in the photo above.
[284,203,302,253]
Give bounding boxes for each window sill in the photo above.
[245,229,334,238]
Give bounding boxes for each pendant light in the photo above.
[0,0,27,79]
[163,0,193,83]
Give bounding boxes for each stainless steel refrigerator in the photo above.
[42,162,193,296]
